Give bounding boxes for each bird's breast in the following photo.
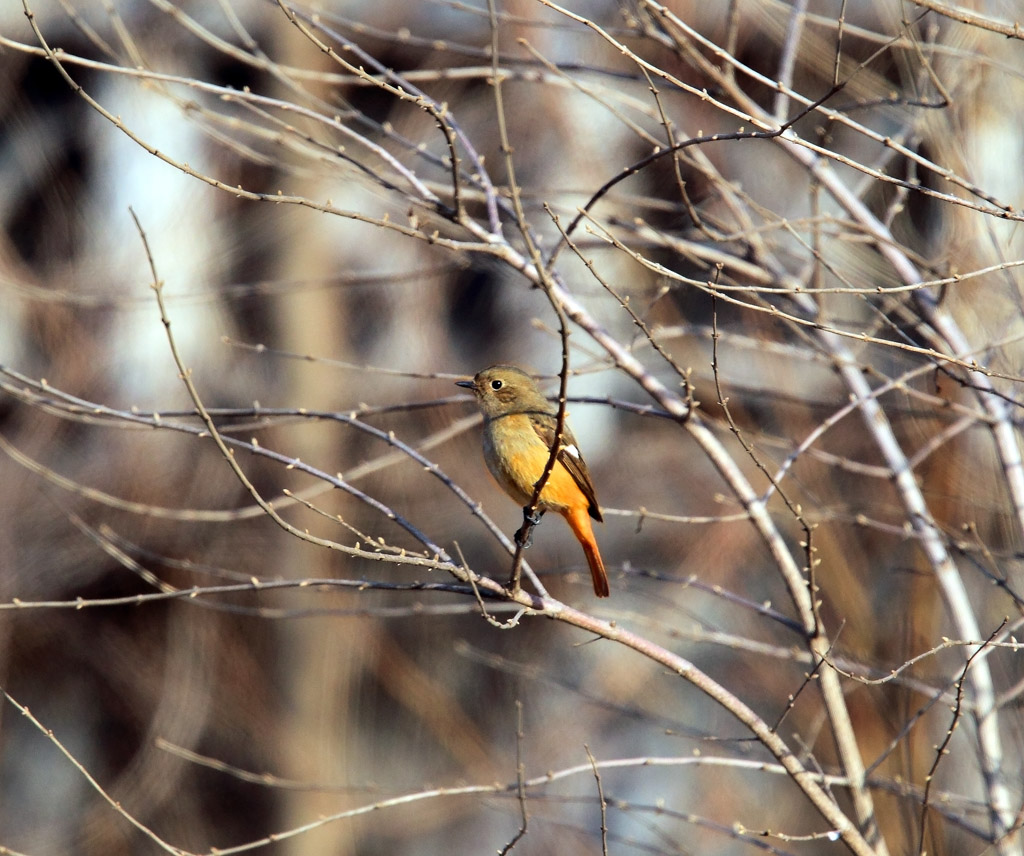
[482,414,581,512]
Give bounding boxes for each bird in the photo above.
[456,365,609,597]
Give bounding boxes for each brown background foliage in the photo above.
[1,2,1022,855]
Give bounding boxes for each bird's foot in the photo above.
[522,506,544,526]
[514,507,543,549]
[514,525,534,549]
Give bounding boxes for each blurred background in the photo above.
[1,1,1023,854]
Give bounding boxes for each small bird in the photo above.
[456,365,609,597]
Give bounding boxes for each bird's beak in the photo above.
[455,379,475,389]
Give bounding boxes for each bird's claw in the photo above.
[514,507,543,549]
[514,526,534,549]
[522,507,543,526]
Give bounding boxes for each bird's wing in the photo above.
[527,411,602,521]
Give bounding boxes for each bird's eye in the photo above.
[490,379,503,390]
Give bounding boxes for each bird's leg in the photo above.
[509,508,544,595]
[515,507,544,549]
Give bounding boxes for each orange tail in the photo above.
[562,505,609,597]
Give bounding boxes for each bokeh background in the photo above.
[1,1,1023,854]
